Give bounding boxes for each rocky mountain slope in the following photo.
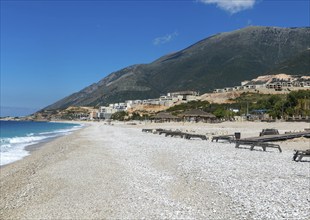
[43,26,310,110]
[266,48,310,75]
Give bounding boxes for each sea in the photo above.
[0,121,83,166]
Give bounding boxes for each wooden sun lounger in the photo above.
[211,135,235,143]
[142,129,153,133]
[153,129,164,134]
[157,129,207,140]
[164,131,185,138]
[158,130,172,135]
[184,134,207,140]
[293,149,310,162]
[235,140,282,153]
[246,131,310,142]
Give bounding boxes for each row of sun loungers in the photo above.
[142,129,208,140]
[160,130,207,140]
[142,128,310,161]
[234,130,310,154]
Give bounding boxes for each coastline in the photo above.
[0,141,52,170]
[0,121,309,219]
[22,121,88,155]
[0,120,85,167]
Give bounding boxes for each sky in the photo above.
[1,0,309,116]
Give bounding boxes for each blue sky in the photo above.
[1,0,309,116]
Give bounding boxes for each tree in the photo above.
[111,111,128,121]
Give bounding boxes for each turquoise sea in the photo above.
[0,121,82,166]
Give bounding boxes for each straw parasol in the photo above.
[179,109,216,118]
[153,112,180,120]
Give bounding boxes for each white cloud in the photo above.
[199,0,256,14]
[153,31,178,45]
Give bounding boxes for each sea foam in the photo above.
[0,121,82,166]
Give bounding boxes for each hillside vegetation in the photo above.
[165,90,310,119]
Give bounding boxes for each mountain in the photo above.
[266,49,310,75]
[43,26,310,110]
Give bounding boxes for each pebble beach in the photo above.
[0,121,309,219]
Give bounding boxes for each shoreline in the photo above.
[0,125,84,169]
[0,140,53,170]
[0,121,85,167]
[1,121,309,219]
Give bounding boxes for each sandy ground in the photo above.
[0,121,309,219]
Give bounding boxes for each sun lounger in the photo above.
[152,129,164,134]
[158,130,172,135]
[184,134,207,140]
[164,131,185,138]
[142,129,153,133]
[211,135,235,143]
[293,149,310,162]
[259,129,279,136]
[235,140,282,153]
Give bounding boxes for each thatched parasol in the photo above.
[179,109,216,118]
[153,112,180,120]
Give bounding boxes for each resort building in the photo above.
[224,87,233,92]
[212,74,310,93]
[167,91,199,101]
[213,89,225,93]
[89,110,99,120]
[98,105,125,119]
[124,90,199,110]
[125,100,142,109]
[293,80,310,87]
[142,99,160,105]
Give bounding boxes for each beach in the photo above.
[0,121,309,219]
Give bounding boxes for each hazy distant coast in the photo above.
[1,121,309,219]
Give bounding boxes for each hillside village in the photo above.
[213,74,310,93]
[28,74,310,122]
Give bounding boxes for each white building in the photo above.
[98,105,126,119]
